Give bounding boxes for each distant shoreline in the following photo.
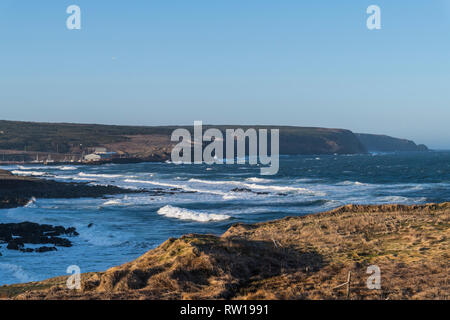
[0,120,429,166]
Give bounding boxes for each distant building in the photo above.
[84,153,101,162]
[84,150,116,162]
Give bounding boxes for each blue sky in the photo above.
[1,1,449,148]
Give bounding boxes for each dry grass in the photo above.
[3,203,449,300]
[104,135,175,157]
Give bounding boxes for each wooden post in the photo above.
[346,271,352,299]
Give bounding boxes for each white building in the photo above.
[84,153,101,162]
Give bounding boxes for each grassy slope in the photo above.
[0,120,366,155]
[2,202,448,300]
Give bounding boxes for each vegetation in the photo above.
[0,120,175,154]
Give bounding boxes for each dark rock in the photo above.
[0,222,79,253]
[7,240,24,250]
[231,188,269,196]
[231,188,252,193]
[0,171,146,209]
[36,246,57,253]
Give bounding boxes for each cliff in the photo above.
[2,202,448,300]
[356,133,428,152]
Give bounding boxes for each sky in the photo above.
[0,1,449,148]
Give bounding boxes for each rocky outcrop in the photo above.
[0,169,144,209]
[0,222,79,253]
[356,133,429,152]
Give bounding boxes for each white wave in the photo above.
[17,165,76,171]
[337,181,370,186]
[222,194,240,200]
[102,199,121,206]
[295,178,319,183]
[78,172,122,178]
[379,196,427,203]
[247,183,314,193]
[11,170,47,177]
[25,197,37,208]
[157,205,230,222]
[245,177,272,183]
[18,165,45,170]
[57,166,77,171]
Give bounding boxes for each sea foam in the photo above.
[11,170,47,177]
[157,205,230,222]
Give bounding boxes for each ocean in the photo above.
[1,151,450,285]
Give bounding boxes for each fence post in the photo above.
[346,271,352,299]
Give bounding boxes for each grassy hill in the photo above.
[0,120,367,156]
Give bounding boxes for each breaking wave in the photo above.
[57,166,77,171]
[102,199,122,206]
[78,172,123,178]
[245,177,272,183]
[11,170,47,177]
[157,205,231,222]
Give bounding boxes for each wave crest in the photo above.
[157,205,230,222]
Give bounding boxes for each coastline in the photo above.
[1,202,448,300]
[0,169,145,210]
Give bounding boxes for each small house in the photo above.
[84,153,101,162]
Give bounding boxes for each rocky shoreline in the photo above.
[0,169,199,256]
[0,169,145,209]
[0,168,191,210]
[1,202,448,300]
